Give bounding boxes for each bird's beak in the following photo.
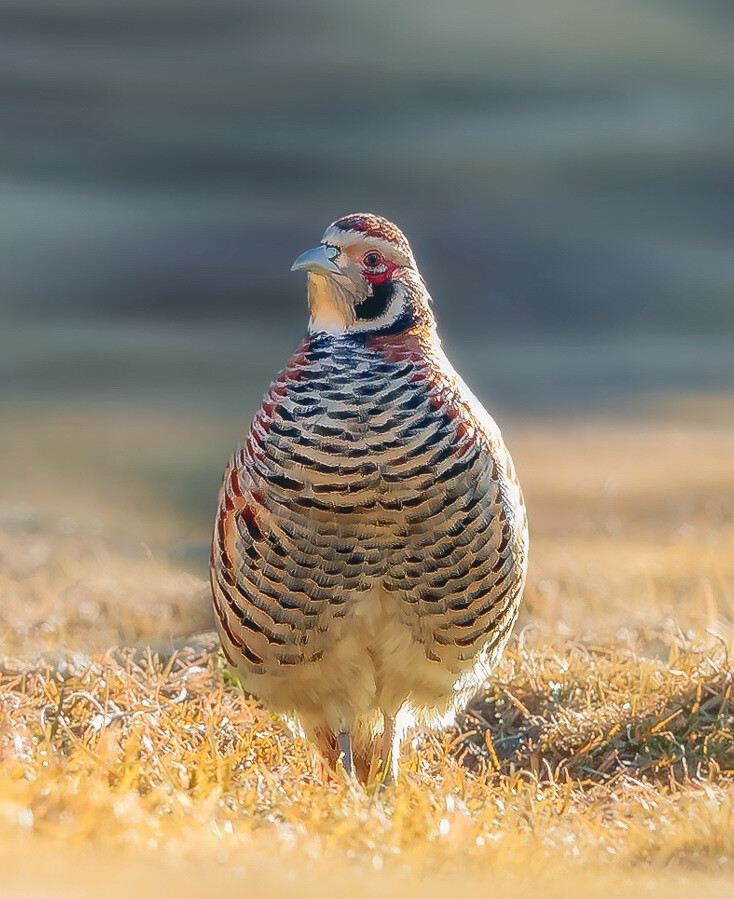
[291,244,341,275]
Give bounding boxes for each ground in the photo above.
[1,396,733,897]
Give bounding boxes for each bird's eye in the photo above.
[363,251,383,268]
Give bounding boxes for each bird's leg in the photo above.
[337,730,354,775]
[367,715,396,786]
[378,714,396,785]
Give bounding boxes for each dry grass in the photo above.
[1,399,734,896]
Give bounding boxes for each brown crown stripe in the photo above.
[332,213,412,255]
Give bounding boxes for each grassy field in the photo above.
[1,397,734,897]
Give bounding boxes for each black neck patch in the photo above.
[354,280,393,321]
[351,308,416,341]
[371,308,415,335]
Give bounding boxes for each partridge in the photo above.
[210,214,528,781]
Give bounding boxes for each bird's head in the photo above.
[291,213,433,336]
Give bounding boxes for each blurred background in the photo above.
[3,0,734,397]
[1,0,733,652]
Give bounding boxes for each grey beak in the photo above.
[291,244,341,275]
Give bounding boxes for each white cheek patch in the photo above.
[320,227,414,269]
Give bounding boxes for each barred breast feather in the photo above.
[211,323,528,753]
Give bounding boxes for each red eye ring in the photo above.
[363,251,383,268]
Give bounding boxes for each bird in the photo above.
[210,213,528,783]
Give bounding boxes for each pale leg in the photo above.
[379,714,396,784]
[367,714,396,785]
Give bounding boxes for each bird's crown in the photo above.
[327,213,412,257]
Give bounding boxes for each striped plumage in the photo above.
[211,214,528,781]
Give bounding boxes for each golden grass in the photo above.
[1,399,733,896]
